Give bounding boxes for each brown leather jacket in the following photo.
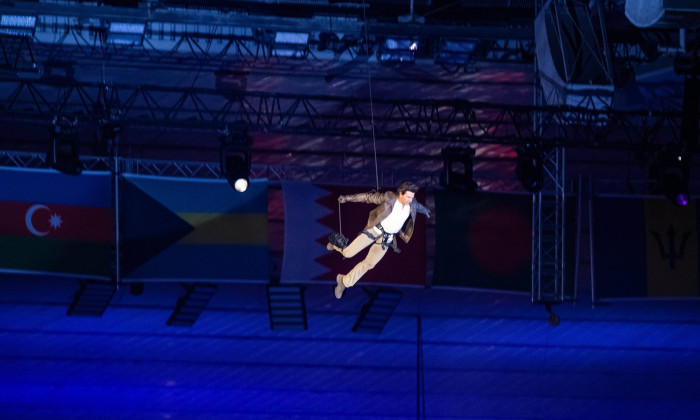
[343,191,430,243]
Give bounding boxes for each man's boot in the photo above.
[334,274,346,299]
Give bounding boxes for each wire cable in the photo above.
[361,0,380,192]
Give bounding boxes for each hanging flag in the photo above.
[281,182,335,283]
[433,189,532,292]
[0,167,112,279]
[593,196,700,298]
[121,174,269,282]
[645,199,699,296]
[281,182,427,286]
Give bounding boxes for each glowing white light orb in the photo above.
[234,178,248,192]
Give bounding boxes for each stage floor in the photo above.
[1,275,699,420]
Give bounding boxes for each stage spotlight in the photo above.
[377,38,418,63]
[516,146,544,193]
[47,122,83,175]
[435,38,476,66]
[273,31,309,58]
[106,22,146,46]
[233,177,248,193]
[0,14,36,37]
[439,146,477,193]
[650,151,690,206]
[221,143,251,193]
[662,172,689,207]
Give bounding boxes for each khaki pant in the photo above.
[334,233,389,288]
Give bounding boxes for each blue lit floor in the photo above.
[1,274,700,420]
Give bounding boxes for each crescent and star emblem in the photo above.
[25,204,62,237]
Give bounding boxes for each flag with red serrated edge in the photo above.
[281,182,427,286]
[0,167,113,279]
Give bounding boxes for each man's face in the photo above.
[398,191,414,206]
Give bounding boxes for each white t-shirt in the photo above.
[379,199,411,234]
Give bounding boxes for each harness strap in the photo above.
[362,230,377,241]
[361,224,401,253]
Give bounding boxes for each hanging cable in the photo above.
[336,0,380,236]
[361,0,380,192]
[337,200,343,238]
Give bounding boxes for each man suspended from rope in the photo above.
[327,181,431,299]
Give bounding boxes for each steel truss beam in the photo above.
[0,37,36,71]
[0,20,536,76]
[483,39,536,63]
[0,2,679,74]
[27,28,367,72]
[0,75,686,151]
[27,37,537,74]
[0,1,534,41]
[531,146,566,304]
[0,150,442,187]
[0,0,534,72]
[532,0,566,311]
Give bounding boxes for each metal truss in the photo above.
[536,0,614,116]
[1,0,533,41]
[0,36,36,71]
[531,0,564,310]
[0,150,49,169]
[10,38,536,77]
[0,1,535,74]
[483,39,536,63]
[15,24,534,74]
[25,26,367,73]
[0,75,685,150]
[531,146,566,304]
[0,150,442,187]
[611,41,651,66]
[0,1,678,75]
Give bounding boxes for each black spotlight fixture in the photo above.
[220,126,251,193]
[650,150,690,207]
[516,145,544,193]
[439,146,478,193]
[47,118,83,175]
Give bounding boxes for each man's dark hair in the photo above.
[397,181,419,195]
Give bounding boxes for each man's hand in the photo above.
[426,210,431,218]
[338,196,347,203]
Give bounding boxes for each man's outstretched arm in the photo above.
[338,191,385,205]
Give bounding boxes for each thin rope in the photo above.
[337,0,379,235]
[361,0,380,192]
[338,200,343,237]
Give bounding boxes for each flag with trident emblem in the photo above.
[645,199,699,297]
[593,196,700,298]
